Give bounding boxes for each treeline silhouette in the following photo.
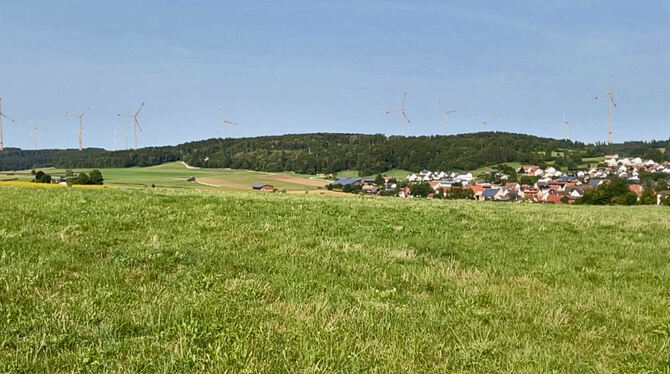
[1,132,668,175]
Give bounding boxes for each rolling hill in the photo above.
[0,132,668,176]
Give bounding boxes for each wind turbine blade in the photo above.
[1,113,15,122]
[594,92,609,100]
[386,108,402,114]
[224,120,237,125]
[401,92,407,107]
[135,103,144,116]
[136,120,143,133]
[402,111,410,123]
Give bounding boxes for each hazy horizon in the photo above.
[2,1,669,150]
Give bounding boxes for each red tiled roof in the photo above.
[545,194,563,204]
[469,185,485,193]
[629,184,643,196]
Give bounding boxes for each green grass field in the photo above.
[0,162,329,192]
[1,186,669,372]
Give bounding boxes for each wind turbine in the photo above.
[438,100,456,136]
[124,124,129,150]
[386,92,410,136]
[116,102,144,150]
[218,106,237,138]
[112,123,121,150]
[0,95,16,151]
[29,120,45,151]
[477,115,490,131]
[594,74,617,144]
[562,112,568,141]
[67,108,89,151]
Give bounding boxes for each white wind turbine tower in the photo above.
[67,108,89,151]
[477,115,490,131]
[563,112,568,141]
[116,102,144,150]
[594,74,617,144]
[0,95,16,151]
[112,123,121,150]
[29,120,46,151]
[123,124,129,150]
[218,106,237,138]
[438,100,456,136]
[386,92,410,136]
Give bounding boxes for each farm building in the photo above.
[251,184,274,191]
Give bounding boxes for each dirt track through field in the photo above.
[196,178,250,190]
[266,174,329,187]
[196,174,329,191]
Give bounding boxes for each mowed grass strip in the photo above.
[0,186,669,373]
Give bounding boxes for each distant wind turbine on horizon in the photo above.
[67,108,90,151]
[563,112,568,141]
[438,100,456,136]
[218,106,237,138]
[477,115,490,132]
[116,102,145,150]
[112,122,122,150]
[0,95,16,151]
[29,120,46,151]
[386,92,410,136]
[594,74,618,144]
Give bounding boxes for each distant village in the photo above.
[328,155,670,205]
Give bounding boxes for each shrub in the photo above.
[89,169,104,185]
[74,172,90,185]
[33,171,52,184]
[443,187,475,200]
[638,189,656,205]
[580,178,638,206]
[410,182,433,198]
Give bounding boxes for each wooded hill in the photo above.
[1,132,668,175]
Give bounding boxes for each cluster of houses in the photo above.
[330,155,670,205]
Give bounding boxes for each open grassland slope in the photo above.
[0,187,669,373]
[0,161,329,191]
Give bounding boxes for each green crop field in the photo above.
[0,162,330,192]
[1,186,669,372]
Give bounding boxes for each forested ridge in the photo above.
[1,132,668,175]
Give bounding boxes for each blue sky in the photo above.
[1,1,669,150]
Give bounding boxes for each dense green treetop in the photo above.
[1,132,668,175]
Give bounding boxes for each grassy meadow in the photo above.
[0,186,669,372]
[0,162,329,192]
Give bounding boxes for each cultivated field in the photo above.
[0,162,330,192]
[0,186,669,372]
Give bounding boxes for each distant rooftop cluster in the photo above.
[329,155,670,205]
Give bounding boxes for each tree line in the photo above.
[1,132,668,175]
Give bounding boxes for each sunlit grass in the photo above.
[0,186,668,372]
